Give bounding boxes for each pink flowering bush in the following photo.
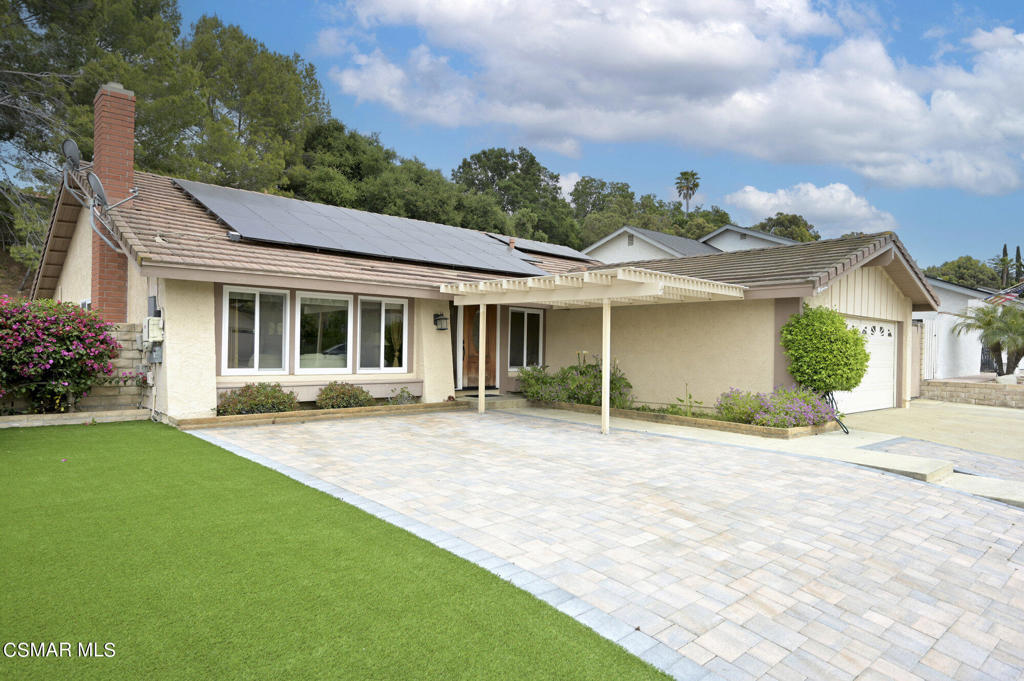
[0,296,120,413]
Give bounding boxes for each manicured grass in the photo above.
[0,422,668,680]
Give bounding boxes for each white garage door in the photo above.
[833,319,897,414]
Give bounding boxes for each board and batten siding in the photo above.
[807,266,914,407]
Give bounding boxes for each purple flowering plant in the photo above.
[715,386,836,428]
[0,296,120,413]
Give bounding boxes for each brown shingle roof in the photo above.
[599,232,939,309]
[103,172,588,291]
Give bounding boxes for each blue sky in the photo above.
[178,0,1024,268]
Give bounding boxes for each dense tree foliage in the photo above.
[750,213,821,242]
[923,256,1001,290]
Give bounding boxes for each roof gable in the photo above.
[594,232,939,311]
[698,224,800,246]
[583,225,719,258]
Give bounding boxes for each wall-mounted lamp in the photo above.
[433,313,449,331]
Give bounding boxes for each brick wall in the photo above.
[920,380,1024,409]
[90,83,134,324]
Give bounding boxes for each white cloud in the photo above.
[557,172,581,200]
[325,1,1024,194]
[311,27,351,56]
[724,182,897,236]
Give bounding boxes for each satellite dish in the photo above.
[87,171,108,208]
[61,139,81,171]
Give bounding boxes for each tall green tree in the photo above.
[924,256,1001,290]
[991,244,1012,288]
[1016,246,1023,283]
[674,170,700,214]
[750,213,821,242]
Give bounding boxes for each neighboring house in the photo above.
[915,278,992,379]
[698,224,800,251]
[582,225,719,263]
[33,83,939,421]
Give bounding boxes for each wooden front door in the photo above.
[463,305,497,389]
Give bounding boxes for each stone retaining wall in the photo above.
[920,380,1024,409]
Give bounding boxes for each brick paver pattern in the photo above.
[204,411,1024,681]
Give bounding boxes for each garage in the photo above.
[833,318,898,413]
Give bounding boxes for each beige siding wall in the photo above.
[126,258,151,324]
[155,279,218,420]
[587,233,673,263]
[53,208,92,304]
[807,266,914,406]
[545,299,776,407]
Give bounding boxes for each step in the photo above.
[935,473,1024,508]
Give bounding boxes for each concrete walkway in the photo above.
[843,400,1024,461]
[192,410,1024,681]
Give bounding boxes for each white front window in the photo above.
[295,292,352,374]
[222,287,288,374]
[358,298,407,372]
[508,308,543,369]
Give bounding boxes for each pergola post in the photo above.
[478,304,486,414]
[601,298,610,434]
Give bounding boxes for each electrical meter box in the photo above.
[143,316,164,343]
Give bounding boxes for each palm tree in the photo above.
[674,170,700,214]
[953,304,1024,375]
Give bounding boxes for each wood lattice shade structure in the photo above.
[441,267,746,432]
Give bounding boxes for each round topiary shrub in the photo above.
[780,304,869,393]
[0,296,120,413]
[315,381,375,409]
[217,383,299,416]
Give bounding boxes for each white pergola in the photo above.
[441,267,746,433]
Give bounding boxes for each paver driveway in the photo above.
[194,411,1024,681]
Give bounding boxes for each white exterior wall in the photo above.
[155,278,218,420]
[586,232,674,263]
[52,208,92,305]
[917,287,985,379]
[703,231,782,252]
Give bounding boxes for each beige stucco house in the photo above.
[32,83,939,423]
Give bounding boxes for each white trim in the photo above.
[507,307,544,371]
[697,224,798,246]
[357,296,408,373]
[293,291,353,375]
[221,285,289,375]
[456,305,464,390]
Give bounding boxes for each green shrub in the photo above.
[517,353,632,408]
[0,296,120,413]
[386,386,417,405]
[780,304,869,393]
[315,381,375,409]
[714,388,763,423]
[218,383,299,416]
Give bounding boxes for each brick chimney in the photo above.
[90,82,134,323]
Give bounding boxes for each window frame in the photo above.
[357,296,408,373]
[293,291,354,375]
[221,285,290,376]
[507,307,543,371]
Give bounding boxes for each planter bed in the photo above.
[175,400,469,430]
[530,401,838,439]
[0,408,151,429]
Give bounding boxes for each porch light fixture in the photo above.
[433,313,449,331]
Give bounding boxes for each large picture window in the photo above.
[359,298,407,371]
[223,287,287,373]
[509,308,542,369]
[296,293,351,373]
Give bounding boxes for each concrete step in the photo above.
[935,473,1024,508]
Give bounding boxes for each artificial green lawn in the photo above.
[0,421,669,680]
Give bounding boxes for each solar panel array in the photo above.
[174,179,547,276]
[485,233,591,261]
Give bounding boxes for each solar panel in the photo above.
[173,179,546,276]
[485,233,590,260]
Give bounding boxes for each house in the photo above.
[915,277,994,379]
[582,225,719,263]
[32,83,939,424]
[698,224,800,251]
[450,236,939,417]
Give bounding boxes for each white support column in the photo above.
[601,298,610,434]
[478,304,487,414]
